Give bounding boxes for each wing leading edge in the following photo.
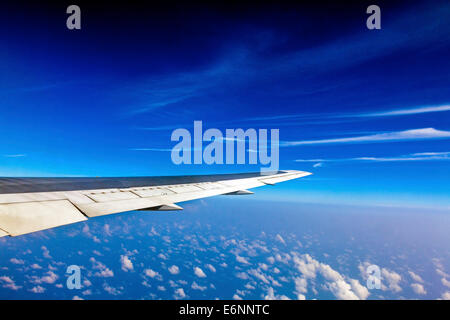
[0,170,311,237]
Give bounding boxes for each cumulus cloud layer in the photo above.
[293,253,369,300]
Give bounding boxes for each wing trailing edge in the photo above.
[0,170,311,237]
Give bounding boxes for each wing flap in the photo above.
[130,188,175,197]
[225,190,254,195]
[0,228,8,237]
[259,170,311,185]
[74,197,162,217]
[139,204,183,211]
[85,190,140,202]
[0,200,87,236]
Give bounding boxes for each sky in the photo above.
[1,1,449,211]
[0,1,449,209]
[0,0,449,301]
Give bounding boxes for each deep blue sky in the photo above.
[0,0,449,209]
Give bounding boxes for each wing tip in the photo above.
[280,169,313,177]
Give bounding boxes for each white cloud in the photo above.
[442,278,450,288]
[194,267,207,278]
[408,271,424,283]
[191,281,207,291]
[359,262,402,294]
[168,265,180,275]
[275,253,291,264]
[174,288,186,299]
[436,268,447,277]
[103,283,122,296]
[313,162,323,168]
[293,253,369,300]
[361,104,450,117]
[285,128,450,146]
[205,264,216,273]
[29,286,45,293]
[41,246,51,259]
[144,269,161,279]
[103,224,112,236]
[275,234,286,245]
[0,276,22,290]
[411,283,426,295]
[259,263,269,271]
[248,269,270,284]
[3,154,26,158]
[295,151,450,163]
[293,254,317,279]
[326,279,360,300]
[381,268,402,293]
[264,287,290,300]
[244,283,255,290]
[158,253,168,260]
[90,257,114,278]
[349,279,369,300]
[236,272,249,280]
[10,258,25,265]
[148,226,159,236]
[120,255,133,272]
[249,104,450,124]
[442,291,450,300]
[82,289,92,295]
[236,255,250,265]
[30,271,58,285]
[294,277,307,295]
[413,151,450,156]
[95,268,114,278]
[40,271,58,284]
[83,279,92,287]
[233,294,243,300]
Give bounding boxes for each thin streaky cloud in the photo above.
[411,152,450,156]
[295,152,450,163]
[125,3,450,116]
[3,154,26,158]
[283,128,450,146]
[246,103,450,124]
[135,102,449,130]
[359,104,450,117]
[130,148,173,152]
[355,156,449,161]
[130,147,203,152]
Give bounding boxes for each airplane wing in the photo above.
[0,170,311,237]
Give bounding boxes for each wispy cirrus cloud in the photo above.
[358,104,450,118]
[134,101,450,131]
[124,2,450,117]
[3,154,26,158]
[295,152,450,163]
[129,148,173,152]
[284,128,450,146]
[125,51,249,116]
[246,103,450,124]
